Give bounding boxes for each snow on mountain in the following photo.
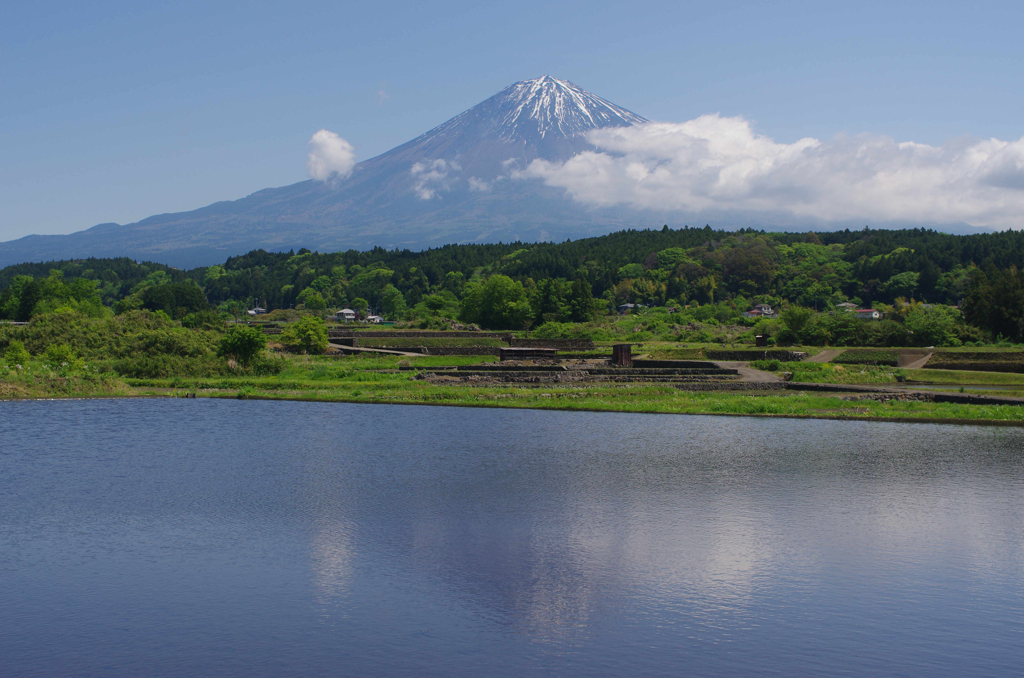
[422,75,647,146]
[351,76,648,187]
[1,77,655,267]
[496,76,648,139]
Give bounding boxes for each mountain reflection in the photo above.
[297,407,1024,638]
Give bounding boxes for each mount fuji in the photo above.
[1,77,669,267]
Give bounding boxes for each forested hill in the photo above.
[3,226,1024,339]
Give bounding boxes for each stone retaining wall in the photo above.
[706,350,808,361]
[633,359,718,369]
[675,382,786,392]
[925,361,1024,373]
[509,338,595,349]
[327,330,512,340]
[423,347,501,356]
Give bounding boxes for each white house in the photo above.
[365,315,384,324]
[741,303,778,319]
[247,306,267,316]
[336,308,356,322]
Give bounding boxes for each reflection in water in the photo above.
[2,399,1023,677]
[310,519,354,602]
[303,440,357,603]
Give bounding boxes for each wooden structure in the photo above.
[612,344,632,367]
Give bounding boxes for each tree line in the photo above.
[2,226,1024,340]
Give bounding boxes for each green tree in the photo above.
[532,278,567,324]
[779,306,813,341]
[617,263,644,280]
[567,278,597,322]
[297,288,327,310]
[883,271,920,301]
[964,267,1024,341]
[16,278,42,321]
[442,271,465,296]
[422,294,448,316]
[381,284,407,318]
[459,275,533,330]
[904,305,961,346]
[141,282,208,318]
[281,316,328,354]
[217,325,267,366]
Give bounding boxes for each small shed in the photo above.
[612,344,632,367]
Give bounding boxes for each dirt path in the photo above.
[714,361,783,383]
[898,352,933,369]
[805,349,843,363]
[327,343,424,357]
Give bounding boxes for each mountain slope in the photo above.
[0,77,655,268]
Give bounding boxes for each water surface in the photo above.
[2,399,1023,676]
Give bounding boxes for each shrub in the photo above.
[280,316,328,354]
[181,309,227,331]
[4,340,31,365]
[43,343,85,376]
[108,355,226,378]
[751,359,782,371]
[217,325,268,366]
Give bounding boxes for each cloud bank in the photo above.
[307,129,356,181]
[519,115,1024,229]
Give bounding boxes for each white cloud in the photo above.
[518,115,1024,229]
[307,129,356,181]
[468,176,490,192]
[411,159,460,199]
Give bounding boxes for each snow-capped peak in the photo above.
[367,76,648,177]
[493,76,648,139]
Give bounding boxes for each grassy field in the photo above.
[119,377,1024,424]
[4,352,1023,425]
[764,361,905,384]
[833,349,901,366]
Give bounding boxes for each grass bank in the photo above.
[6,352,1023,425]
[0,363,131,398]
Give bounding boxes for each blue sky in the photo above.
[3,0,1024,240]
